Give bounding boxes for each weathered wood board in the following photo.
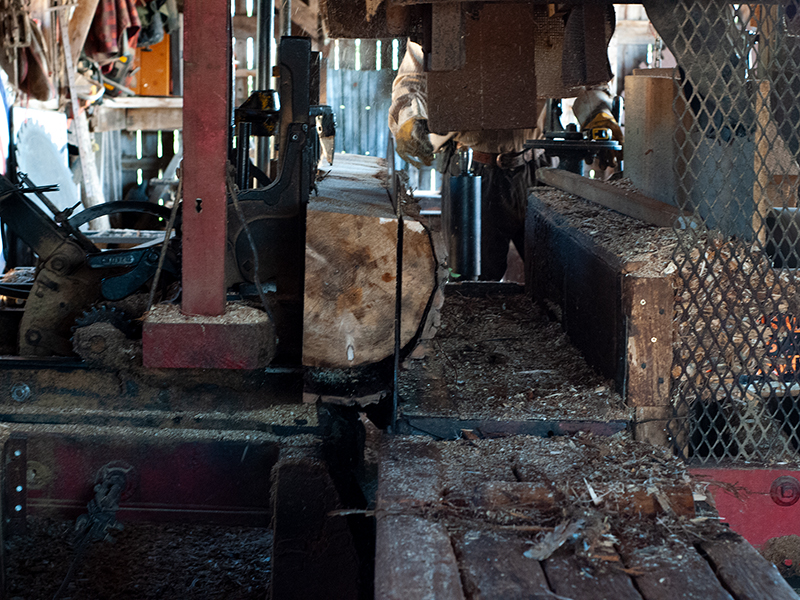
[375,435,800,600]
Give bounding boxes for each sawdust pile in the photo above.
[6,519,272,600]
[401,289,631,422]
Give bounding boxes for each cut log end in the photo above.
[303,155,439,369]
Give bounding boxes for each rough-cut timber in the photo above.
[619,542,734,600]
[544,551,643,600]
[374,435,799,600]
[536,167,687,228]
[303,155,437,368]
[525,190,674,444]
[375,515,465,600]
[454,531,551,600]
[699,533,799,600]
[270,454,360,600]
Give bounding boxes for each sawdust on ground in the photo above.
[5,519,272,600]
[400,289,631,422]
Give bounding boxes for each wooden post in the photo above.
[754,80,773,246]
[182,0,230,315]
[624,275,675,446]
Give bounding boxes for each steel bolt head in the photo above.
[11,383,30,402]
[770,476,800,506]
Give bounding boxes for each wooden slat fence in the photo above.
[327,38,441,194]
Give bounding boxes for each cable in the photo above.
[146,176,182,313]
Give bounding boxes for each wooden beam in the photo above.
[536,168,688,228]
[455,531,551,600]
[126,107,182,131]
[623,275,674,409]
[292,0,318,35]
[103,96,183,108]
[699,534,800,600]
[619,542,735,600]
[429,3,465,71]
[89,105,127,132]
[232,14,258,38]
[68,0,101,65]
[615,19,657,45]
[375,516,465,600]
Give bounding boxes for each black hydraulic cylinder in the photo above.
[447,172,482,280]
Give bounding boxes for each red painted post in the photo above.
[181,0,230,316]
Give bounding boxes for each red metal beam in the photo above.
[181,0,230,316]
[691,467,800,548]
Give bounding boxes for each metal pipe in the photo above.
[279,0,291,38]
[447,149,481,281]
[256,0,275,176]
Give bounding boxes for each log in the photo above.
[303,155,439,369]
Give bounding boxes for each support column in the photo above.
[182,0,230,316]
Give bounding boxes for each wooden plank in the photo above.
[543,551,643,600]
[615,19,659,45]
[126,107,183,131]
[699,533,800,600]
[754,80,772,247]
[376,437,443,509]
[60,9,107,225]
[535,168,687,228]
[103,97,183,108]
[232,14,258,38]
[623,275,674,408]
[455,530,552,599]
[427,3,539,132]
[620,542,734,600]
[375,515,465,600]
[68,0,101,64]
[429,3,465,72]
[525,193,626,384]
[89,105,128,132]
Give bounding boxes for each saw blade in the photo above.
[15,119,80,216]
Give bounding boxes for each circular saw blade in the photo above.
[16,120,80,216]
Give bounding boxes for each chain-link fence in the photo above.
[654,2,800,462]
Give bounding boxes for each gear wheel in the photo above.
[73,306,139,339]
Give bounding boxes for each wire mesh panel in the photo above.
[653,2,800,462]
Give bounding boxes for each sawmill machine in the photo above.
[5,0,800,594]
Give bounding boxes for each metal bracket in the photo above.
[5,435,27,536]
